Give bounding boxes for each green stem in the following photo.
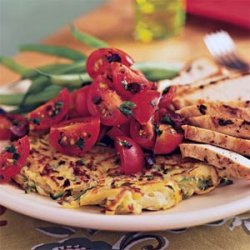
[0,85,62,106]
[47,73,91,87]
[0,56,32,76]
[19,44,86,61]
[134,62,180,81]
[70,25,108,48]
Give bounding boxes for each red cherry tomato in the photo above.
[87,83,128,126]
[130,118,155,150]
[0,114,29,140]
[71,86,91,117]
[159,86,177,108]
[0,116,12,140]
[111,63,153,99]
[130,90,160,124]
[107,119,131,140]
[86,48,134,79]
[28,88,70,131]
[49,117,100,156]
[0,136,30,183]
[154,124,183,154]
[115,136,144,175]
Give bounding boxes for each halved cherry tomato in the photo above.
[71,86,91,117]
[159,86,177,108]
[111,63,153,99]
[154,124,183,154]
[86,48,134,79]
[130,118,155,150]
[115,136,144,175]
[107,119,131,140]
[0,136,30,183]
[49,117,100,156]
[87,83,128,126]
[0,114,29,140]
[130,90,160,124]
[0,116,12,140]
[28,88,70,131]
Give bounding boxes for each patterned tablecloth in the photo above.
[0,206,249,250]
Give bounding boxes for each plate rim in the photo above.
[0,183,249,231]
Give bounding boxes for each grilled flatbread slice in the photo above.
[188,115,250,139]
[158,57,223,92]
[182,125,250,156]
[173,74,250,109]
[180,143,250,179]
[177,102,250,120]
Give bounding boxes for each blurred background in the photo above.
[0,0,249,57]
[0,0,105,55]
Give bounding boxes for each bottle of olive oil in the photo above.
[134,0,186,42]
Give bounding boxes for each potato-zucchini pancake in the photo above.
[14,136,220,214]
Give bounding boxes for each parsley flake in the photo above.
[119,101,136,117]
[76,138,84,150]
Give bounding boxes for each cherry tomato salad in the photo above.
[0,48,184,182]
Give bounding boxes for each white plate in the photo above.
[0,180,249,231]
[0,70,249,231]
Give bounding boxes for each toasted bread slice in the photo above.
[177,102,250,120]
[158,57,222,92]
[179,143,250,179]
[188,115,250,139]
[173,74,250,109]
[182,125,250,156]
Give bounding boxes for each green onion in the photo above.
[0,56,32,76]
[45,73,91,87]
[133,62,179,81]
[24,85,62,105]
[119,101,136,117]
[0,93,24,106]
[10,104,41,114]
[21,60,86,105]
[0,85,62,106]
[19,44,86,61]
[70,25,108,48]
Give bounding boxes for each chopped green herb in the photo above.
[144,175,154,181]
[182,192,191,199]
[154,126,163,136]
[119,140,132,149]
[55,101,63,108]
[50,101,63,117]
[76,138,84,150]
[31,118,41,125]
[162,115,174,125]
[24,183,37,194]
[198,178,213,191]
[13,153,20,161]
[50,192,64,200]
[220,178,234,186]
[180,177,194,183]
[5,145,16,153]
[119,101,136,117]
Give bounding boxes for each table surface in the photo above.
[0,0,250,249]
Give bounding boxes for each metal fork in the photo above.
[204,31,250,72]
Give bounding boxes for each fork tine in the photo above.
[204,30,249,71]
